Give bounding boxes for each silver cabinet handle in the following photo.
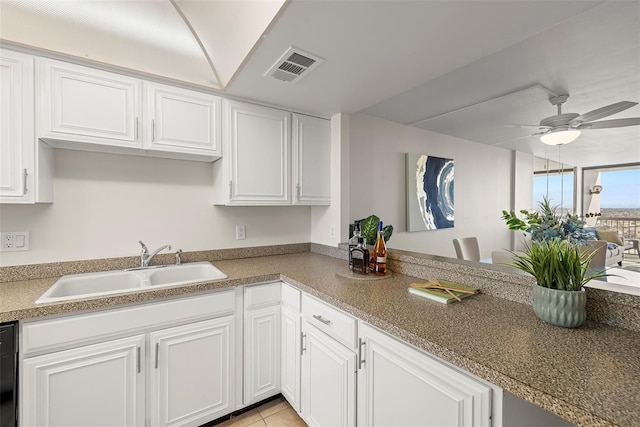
[155,343,159,369]
[135,117,139,140]
[22,168,28,195]
[313,314,331,325]
[136,346,141,373]
[358,338,366,369]
[301,332,306,355]
[152,119,155,141]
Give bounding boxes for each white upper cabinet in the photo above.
[37,57,141,148]
[0,49,53,204]
[36,57,220,161]
[144,81,221,157]
[292,114,331,205]
[1,49,33,200]
[214,99,290,205]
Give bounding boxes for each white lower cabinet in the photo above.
[20,290,237,427]
[301,293,357,427]
[150,317,235,426]
[244,283,281,405]
[21,335,146,427]
[301,322,357,427]
[244,306,280,404]
[19,281,504,427]
[281,304,301,412]
[357,323,494,427]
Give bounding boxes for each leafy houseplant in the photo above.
[501,196,592,243]
[501,198,609,327]
[510,238,607,328]
[349,214,393,247]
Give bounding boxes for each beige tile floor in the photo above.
[216,396,307,427]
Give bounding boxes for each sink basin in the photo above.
[148,262,227,286]
[37,271,142,302]
[36,262,227,304]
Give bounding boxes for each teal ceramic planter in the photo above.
[532,286,586,328]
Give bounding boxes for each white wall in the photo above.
[0,149,311,266]
[310,114,350,246]
[348,113,513,259]
[512,151,534,251]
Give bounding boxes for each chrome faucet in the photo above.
[139,241,172,267]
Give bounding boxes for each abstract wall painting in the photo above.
[406,153,454,232]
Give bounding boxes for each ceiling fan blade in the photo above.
[570,101,639,124]
[495,130,548,146]
[577,117,640,129]
[503,124,551,130]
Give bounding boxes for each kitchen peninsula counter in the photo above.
[1,251,638,426]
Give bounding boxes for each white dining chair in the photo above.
[453,237,481,262]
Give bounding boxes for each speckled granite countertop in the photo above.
[1,252,639,427]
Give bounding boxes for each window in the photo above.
[533,168,574,214]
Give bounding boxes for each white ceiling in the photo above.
[1,0,638,168]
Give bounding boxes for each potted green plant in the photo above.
[348,214,393,247]
[501,196,592,242]
[509,238,607,327]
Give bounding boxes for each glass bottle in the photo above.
[351,237,369,274]
[348,221,363,269]
[370,220,387,275]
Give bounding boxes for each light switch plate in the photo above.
[236,225,246,240]
[1,231,30,251]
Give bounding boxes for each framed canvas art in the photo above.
[406,153,454,231]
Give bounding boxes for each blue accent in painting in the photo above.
[423,156,454,229]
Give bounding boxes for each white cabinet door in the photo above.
[21,335,145,427]
[292,114,331,205]
[37,58,141,147]
[215,99,290,205]
[302,322,356,427]
[281,305,301,413]
[0,49,32,201]
[357,323,493,427]
[0,49,52,203]
[244,305,281,405]
[150,316,235,427]
[145,82,221,157]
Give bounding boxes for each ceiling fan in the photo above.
[510,95,640,145]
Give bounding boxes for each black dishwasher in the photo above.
[0,322,17,427]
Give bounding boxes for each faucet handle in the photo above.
[139,240,149,254]
[175,249,183,265]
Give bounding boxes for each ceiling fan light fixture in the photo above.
[540,129,581,145]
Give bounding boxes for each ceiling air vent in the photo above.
[265,47,324,83]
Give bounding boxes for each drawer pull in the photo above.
[313,314,331,325]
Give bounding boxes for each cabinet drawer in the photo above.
[281,282,300,312]
[302,294,356,348]
[244,282,282,310]
[22,289,235,356]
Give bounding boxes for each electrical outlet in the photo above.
[0,231,30,251]
[330,225,336,238]
[236,225,246,240]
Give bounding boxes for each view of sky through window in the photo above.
[533,167,640,212]
[600,169,640,209]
